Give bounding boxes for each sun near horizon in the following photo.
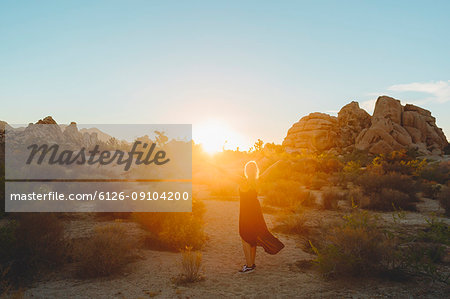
[193,120,245,154]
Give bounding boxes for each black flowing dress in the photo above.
[239,187,285,254]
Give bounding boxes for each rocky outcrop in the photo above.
[356,96,413,154]
[283,113,338,152]
[4,117,99,149]
[402,104,447,155]
[337,101,371,150]
[283,96,448,155]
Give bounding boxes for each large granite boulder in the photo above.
[355,96,413,154]
[402,104,447,155]
[337,101,371,149]
[283,112,338,153]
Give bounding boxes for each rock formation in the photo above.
[2,116,99,149]
[282,113,338,152]
[337,101,371,150]
[283,96,448,156]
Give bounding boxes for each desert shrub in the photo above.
[308,172,330,190]
[420,181,442,199]
[341,149,372,166]
[174,246,204,284]
[13,214,66,272]
[262,180,311,207]
[345,187,365,207]
[438,187,450,217]
[310,210,389,277]
[366,188,416,211]
[337,160,364,187]
[74,224,137,278]
[417,217,450,246]
[316,156,343,174]
[321,189,346,210]
[274,213,310,235]
[0,214,68,286]
[136,199,206,251]
[355,172,419,211]
[372,150,427,176]
[310,209,450,282]
[419,161,450,185]
[393,218,450,282]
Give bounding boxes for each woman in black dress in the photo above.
[237,161,284,273]
[211,159,285,273]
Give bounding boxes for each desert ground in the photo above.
[23,192,449,299]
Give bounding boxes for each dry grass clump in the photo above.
[262,180,313,207]
[274,212,311,236]
[74,224,137,278]
[136,199,206,251]
[174,246,204,284]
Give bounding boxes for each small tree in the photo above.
[154,131,168,148]
[253,139,264,152]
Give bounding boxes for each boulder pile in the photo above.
[283,96,448,155]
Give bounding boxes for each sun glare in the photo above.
[194,121,240,154]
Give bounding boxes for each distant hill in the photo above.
[79,127,113,143]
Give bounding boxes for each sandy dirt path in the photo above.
[25,199,447,298]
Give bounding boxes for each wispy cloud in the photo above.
[387,80,450,103]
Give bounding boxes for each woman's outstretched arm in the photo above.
[259,160,283,179]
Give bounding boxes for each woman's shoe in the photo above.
[239,264,255,273]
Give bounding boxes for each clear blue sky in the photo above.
[1,0,449,149]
